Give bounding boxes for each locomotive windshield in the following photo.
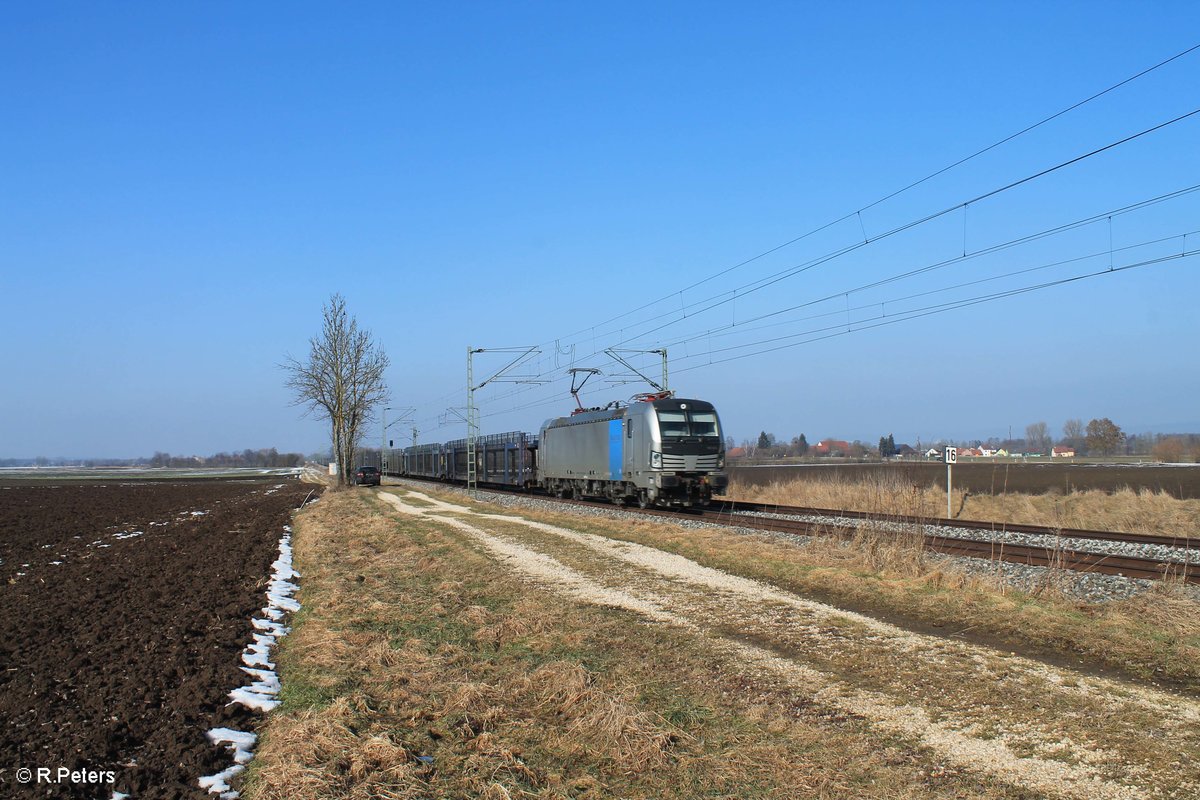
[657,410,721,438]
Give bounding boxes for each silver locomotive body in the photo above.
[538,397,727,507]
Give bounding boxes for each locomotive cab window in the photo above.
[626,419,633,438]
[657,410,689,438]
[689,411,720,438]
[656,409,720,438]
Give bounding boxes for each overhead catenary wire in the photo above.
[468,155,1200,422]
[543,41,1200,349]
[656,230,1200,351]
[601,106,1200,352]
[650,185,1200,349]
[669,249,1200,371]
[400,44,1200,429]
[456,227,1200,425]
[463,243,1200,427]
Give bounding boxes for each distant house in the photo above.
[727,447,746,459]
[924,448,942,459]
[978,448,997,457]
[895,444,917,457]
[812,439,851,456]
[960,447,983,457]
[1052,446,1076,458]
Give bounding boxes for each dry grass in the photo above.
[731,473,1200,536]
[714,472,1200,683]
[497,495,1200,688]
[244,488,1021,799]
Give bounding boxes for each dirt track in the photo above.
[0,479,315,799]
[376,486,1200,800]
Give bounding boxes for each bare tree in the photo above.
[283,294,389,486]
[1024,421,1049,455]
[1062,418,1084,451]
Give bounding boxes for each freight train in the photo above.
[382,394,728,508]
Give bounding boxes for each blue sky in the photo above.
[2,2,1199,458]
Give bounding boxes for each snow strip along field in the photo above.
[200,523,302,798]
[0,478,317,799]
[377,487,1200,800]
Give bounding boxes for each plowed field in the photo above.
[0,478,316,799]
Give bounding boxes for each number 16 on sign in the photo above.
[944,447,957,518]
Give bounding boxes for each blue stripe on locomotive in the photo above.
[608,418,623,480]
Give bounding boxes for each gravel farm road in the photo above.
[378,487,1200,800]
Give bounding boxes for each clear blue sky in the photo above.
[3,2,1198,458]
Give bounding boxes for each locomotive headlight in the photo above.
[650,451,662,469]
[717,454,725,469]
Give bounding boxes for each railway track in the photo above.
[389,477,1200,585]
[715,499,1200,551]
[696,502,1200,584]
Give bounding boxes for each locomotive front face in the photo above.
[632,398,728,505]
[647,399,723,468]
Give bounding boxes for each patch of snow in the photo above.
[208,727,256,762]
[197,760,243,798]
[201,525,300,797]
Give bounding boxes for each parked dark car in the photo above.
[354,465,381,486]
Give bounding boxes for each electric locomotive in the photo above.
[538,394,727,507]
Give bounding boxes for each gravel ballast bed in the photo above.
[735,510,1200,567]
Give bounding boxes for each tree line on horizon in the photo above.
[1,447,308,469]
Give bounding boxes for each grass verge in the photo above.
[731,473,1200,537]
[244,488,1025,799]
[492,494,1200,689]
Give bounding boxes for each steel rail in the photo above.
[712,499,1200,552]
[693,505,1198,584]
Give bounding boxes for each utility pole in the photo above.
[604,348,669,393]
[381,406,389,472]
[466,346,544,495]
[467,347,478,493]
[381,406,413,476]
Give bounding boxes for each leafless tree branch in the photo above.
[281,294,389,486]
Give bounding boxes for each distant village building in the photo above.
[812,440,851,456]
[1052,446,1076,458]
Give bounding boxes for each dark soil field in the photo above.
[0,478,317,799]
[729,461,1200,498]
